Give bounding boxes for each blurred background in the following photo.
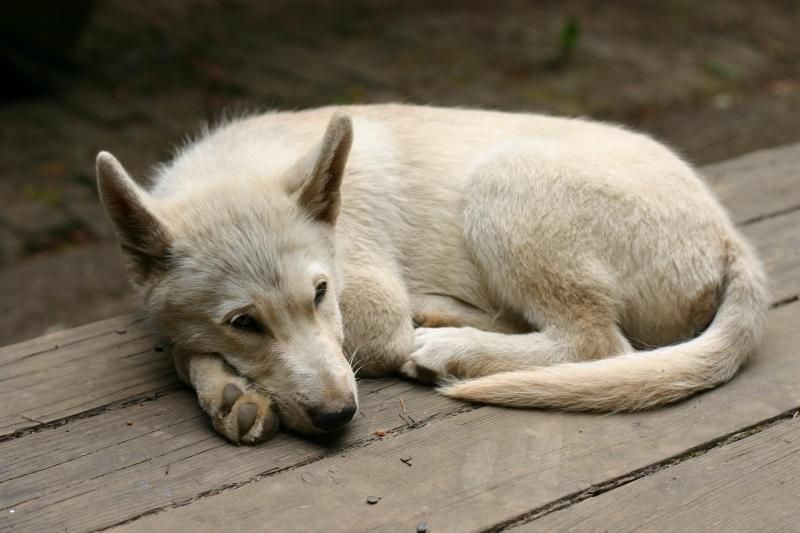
[1,0,799,346]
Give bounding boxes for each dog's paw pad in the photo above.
[237,402,258,436]
[214,391,278,445]
[400,358,441,384]
[222,383,243,413]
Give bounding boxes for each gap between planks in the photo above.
[738,203,800,226]
[0,386,180,444]
[489,405,800,532]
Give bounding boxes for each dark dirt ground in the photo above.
[1,0,799,345]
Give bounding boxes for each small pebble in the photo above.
[126,420,134,426]
[115,329,127,335]
[416,521,428,532]
[366,496,380,505]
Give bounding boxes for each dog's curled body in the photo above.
[97,104,768,443]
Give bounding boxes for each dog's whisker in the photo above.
[353,357,372,377]
[346,345,362,367]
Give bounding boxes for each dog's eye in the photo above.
[229,313,263,333]
[314,281,327,306]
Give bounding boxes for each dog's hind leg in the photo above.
[414,264,636,381]
[401,144,634,382]
[412,293,530,334]
[402,320,632,381]
[173,349,278,445]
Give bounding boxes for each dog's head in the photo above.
[96,113,358,434]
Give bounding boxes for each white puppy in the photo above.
[96,104,768,444]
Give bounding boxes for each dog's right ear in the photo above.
[290,112,353,225]
[96,152,171,284]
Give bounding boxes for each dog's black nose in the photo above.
[308,402,357,431]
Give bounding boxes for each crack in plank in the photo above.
[2,432,220,514]
[738,203,800,226]
[1,411,208,486]
[770,295,799,309]
[0,386,181,444]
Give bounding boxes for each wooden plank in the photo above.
[742,208,800,304]
[524,417,800,532]
[0,313,142,366]
[0,379,466,531]
[703,142,800,224]
[0,143,797,437]
[0,315,175,437]
[106,300,800,532]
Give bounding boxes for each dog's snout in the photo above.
[308,400,357,431]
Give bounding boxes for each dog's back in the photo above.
[156,104,744,347]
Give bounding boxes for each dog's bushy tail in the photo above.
[439,234,769,411]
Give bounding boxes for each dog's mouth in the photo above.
[245,365,359,435]
[270,391,359,435]
[269,394,324,434]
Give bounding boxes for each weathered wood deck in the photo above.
[2,143,799,532]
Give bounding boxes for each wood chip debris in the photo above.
[399,399,417,424]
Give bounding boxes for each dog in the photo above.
[96,104,768,444]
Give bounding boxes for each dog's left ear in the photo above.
[294,112,353,225]
[96,152,172,284]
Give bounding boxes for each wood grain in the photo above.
[524,417,800,532]
[0,314,175,437]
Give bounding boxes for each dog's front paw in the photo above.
[204,381,278,445]
[184,353,279,445]
[401,327,477,383]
